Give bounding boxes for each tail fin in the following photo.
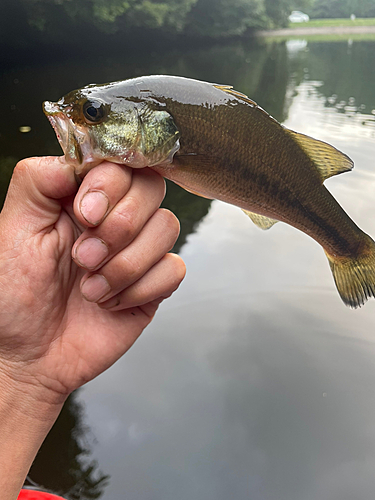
[325,238,375,308]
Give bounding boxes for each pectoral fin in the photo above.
[285,129,354,181]
[168,154,215,199]
[242,210,278,230]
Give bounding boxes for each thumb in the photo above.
[1,156,78,235]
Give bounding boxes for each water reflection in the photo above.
[285,79,375,142]
[81,283,375,499]
[161,181,212,254]
[1,36,375,499]
[28,392,109,499]
[285,39,375,117]
[79,39,375,499]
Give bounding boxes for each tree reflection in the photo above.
[28,392,109,500]
[0,156,17,209]
[252,41,289,123]
[162,180,212,253]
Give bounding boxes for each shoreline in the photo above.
[257,25,375,37]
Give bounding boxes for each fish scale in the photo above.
[43,75,375,307]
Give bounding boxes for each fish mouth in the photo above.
[46,113,71,155]
[43,101,100,175]
[43,101,80,163]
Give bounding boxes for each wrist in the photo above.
[0,360,66,424]
[0,370,64,500]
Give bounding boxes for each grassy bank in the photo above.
[257,18,375,41]
[262,32,375,42]
[288,18,375,29]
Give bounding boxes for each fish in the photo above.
[43,75,375,308]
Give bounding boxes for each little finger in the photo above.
[98,253,186,311]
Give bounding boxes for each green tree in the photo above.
[264,0,290,27]
[347,0,375,16]
[21,0,199,33]
[186,0,267,37]
[310,0,375,18]
[127,0,198,31]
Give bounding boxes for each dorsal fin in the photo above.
[242,210,279,230]
[213,84,280,124]
[285,129,354,182]
[213,85,257,107]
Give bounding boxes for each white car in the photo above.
[288,11,310,23]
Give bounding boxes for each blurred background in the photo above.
[2,1,375,499]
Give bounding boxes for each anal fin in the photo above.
[242,210,278,230]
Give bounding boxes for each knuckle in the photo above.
[14,159,27,173]
[119,253,142,281]
[163,254,186,289]
[112,201,138,239]
[152,172,167,198]
[13,159,31,179]
[11,159,39,192]
[169,253,186,279]
[157,207,179,227]
[144,168,166,188]
[157,208,181,236]
[87,162,127,185]
[167,253,186,288]
[139,169,166,202]
[83,164,131,199]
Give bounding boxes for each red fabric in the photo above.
[18,489,65,500]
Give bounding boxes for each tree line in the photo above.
[3,0,375,53]
[308,0,375,18]
[20,0,312,38]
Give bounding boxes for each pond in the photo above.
[2,34,375,500]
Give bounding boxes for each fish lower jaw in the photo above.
[46,115,68,152]
[47,116,60,140]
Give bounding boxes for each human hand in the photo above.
[0,157,185,415]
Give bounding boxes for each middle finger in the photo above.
[72,168,166,270]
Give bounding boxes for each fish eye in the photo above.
[83,100,106,123]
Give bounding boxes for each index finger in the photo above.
[73,162,133,227]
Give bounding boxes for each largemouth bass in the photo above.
[43,75,375,308]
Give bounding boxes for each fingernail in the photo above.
[74,238,109,270]
[81,274,111,302]
[80,190,109,225]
